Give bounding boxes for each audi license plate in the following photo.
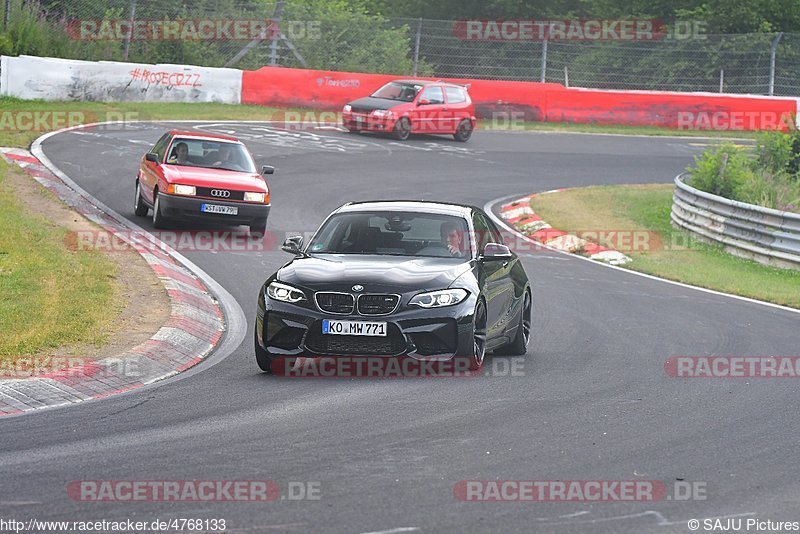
[322,320,387,337]
[201,203,238,216]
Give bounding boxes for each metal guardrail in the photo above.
[671,172,800,270]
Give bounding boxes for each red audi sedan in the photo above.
[135,131,273,235]
[342,80,477,142]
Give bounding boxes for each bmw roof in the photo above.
[337,200,476,217]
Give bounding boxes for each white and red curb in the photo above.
[500,190,632,266]
[0,147,225,415]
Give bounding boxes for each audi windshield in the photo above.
[165,138,257,173]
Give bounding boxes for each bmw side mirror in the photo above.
[261,165,275,175]
[282,235,303,255]
[145,152,159,163]
[482,243,512,261]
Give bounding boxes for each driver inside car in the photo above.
[441,221,466,257]
[167,142,189,165]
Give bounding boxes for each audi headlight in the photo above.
[409,288,468,308]
[343,104,352,112]
[266,281,306,304]
[172,184,196,196]
[372,109,393,118]
[244,192,266,203]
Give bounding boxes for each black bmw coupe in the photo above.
[254,201,531,373]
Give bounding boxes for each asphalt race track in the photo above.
[2,124,799,533]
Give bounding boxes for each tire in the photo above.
[496,290,532,356]
[346,126,360,133]
[152,190,168,229]
[466,300,488,371]
[453,119,474,142]
[392,117,411,141]
[254,327,274,373]
[250,218,267,237]
[133,180,149,217]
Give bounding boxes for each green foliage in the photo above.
[688,135,800,213]
[688,143,754,199]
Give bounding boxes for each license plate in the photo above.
[201,203,238,215]
[322,320,387,337]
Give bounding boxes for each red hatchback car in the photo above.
[342,80,477,142]
[135,131,273,235]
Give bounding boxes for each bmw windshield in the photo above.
[308,211,472,258]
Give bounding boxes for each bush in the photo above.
[755,128,800,176]
[688,137,800,213]
[688,143,754,199]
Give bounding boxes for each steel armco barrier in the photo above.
[671,172,800,270]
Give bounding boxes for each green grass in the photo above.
[530,184,800,309]
[477,119,759,139]
[0,159,119,358]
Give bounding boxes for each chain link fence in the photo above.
[3,0,799,96]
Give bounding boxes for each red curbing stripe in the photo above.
[176,357,203,372]
[582,242,610,256]
[531,228,568,243]
[152,264,205,290]
[5,153,40,165]
[167,289,216,312]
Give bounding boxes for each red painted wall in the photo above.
[241,66,799,131]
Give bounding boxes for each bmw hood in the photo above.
[278,255,472,293]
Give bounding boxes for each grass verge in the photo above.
[0,159,120,359]
[529,184,800,309]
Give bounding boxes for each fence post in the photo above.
[769,32,783,96]
[270,1,286,66]
[564,66,569,87]
[412,18,422,76]
[122,0,137,61]
[3,0,10,31]
[719,69,724,93]
[540,38,548,82]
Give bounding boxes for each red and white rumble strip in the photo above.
[499,191,632,265]
[0,147,225,415]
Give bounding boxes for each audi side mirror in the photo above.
[418,99,430,106]
[145,152,159,163]
[482,243,512,261]
[282,235,303,255]
[261,165,275,175]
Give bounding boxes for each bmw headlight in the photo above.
[372,109,393,118]
[266,281,306,304]
[343,104,352,112]
[244,192,266,203]
[409,288,468,308]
